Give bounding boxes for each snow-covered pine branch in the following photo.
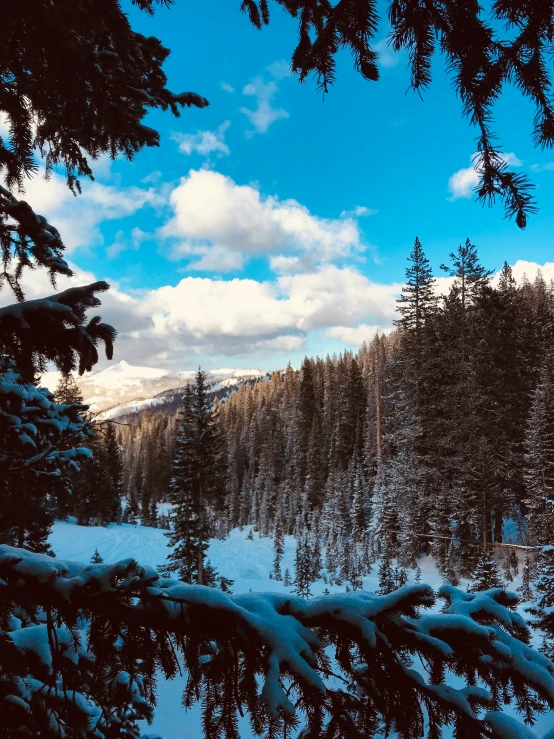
[1,545,554,738]
[0,369,94,552]
[0,282,116,380]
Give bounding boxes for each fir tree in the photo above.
[54,371,85,406]
[467,551,505,593]
[377,555,395,596]
[528,546,554,659]
[90,548,103,564]
[509,548,519,577]
[162,371,228,585]
[395,236,438,373]
[294,537,315,598]
[523,358,554,546]
[272,523,284,581]
[519,556,535,602]
[393,565,408,590]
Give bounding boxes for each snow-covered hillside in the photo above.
[48,519,554,739]
[40,361,263,415]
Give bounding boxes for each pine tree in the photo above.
[0,369,94,553]
[294,537,315,598]
[54,372,85,406]
[103,422,123,521]
[396,237,438,373]
[283,568,292,587]
[90,548,103,564]
[509,549,519,577]
[440,239,494,365]
[518,556,535,602]
[162,370,228,585]
[523,358,554,546]
[272,523,284,581]
[528,546,554,659]
[467,551,505,593]
[393,565,408,590]
[377,555,395,595]
[76,423,122,527]
[53,371,88,518]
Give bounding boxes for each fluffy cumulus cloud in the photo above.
[171,121,230,158]
[2,262,400,366]
[162,169,367,271]
[448,152,522,199]
[20,171,163,253]
[7,255,553,369]
[121,265,401,361]
[501,260,554,285]
[325,324,388,346]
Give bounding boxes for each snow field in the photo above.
[48,520,554,739]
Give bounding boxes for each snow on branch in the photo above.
[1,546,554,738]
[0,368,92,476]
[0,282,116,380]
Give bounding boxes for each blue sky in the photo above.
[7,0,554,371]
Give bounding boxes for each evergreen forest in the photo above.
[3,0,554,737]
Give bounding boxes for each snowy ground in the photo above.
[49,520,554,739]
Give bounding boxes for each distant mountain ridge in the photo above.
[40,361,264,416]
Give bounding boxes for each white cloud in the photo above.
[530,162,554,172]
[266,59,291,80]
[185,246,245,273]
[448,166,479,199]
[172,121,230,157]
[340,205,378,218]
[500,260,554,285]
[161,169,367,270]
[448,152,523,200]
[241,77,289,135]
[20,172,163,253]
[124,265,399,360]
[2,262,400,366]
[106,226,148,259]
[325,324,386,346]
[141,170,162,184]
[8,258,554,370]
[221,82,235,93]
[502,153,523,166]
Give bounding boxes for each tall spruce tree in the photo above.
[523,358,554,547]
[53,371,89,518]
[163,371,227,585]
[529,545,554,659]
[467,550,505,593]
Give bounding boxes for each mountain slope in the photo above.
[41,361,263,414]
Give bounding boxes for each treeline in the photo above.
[53,374,123,530]
[118,239,554,586]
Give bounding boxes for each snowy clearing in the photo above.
[49,520,554,739]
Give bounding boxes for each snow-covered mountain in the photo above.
[40,361,263,415]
